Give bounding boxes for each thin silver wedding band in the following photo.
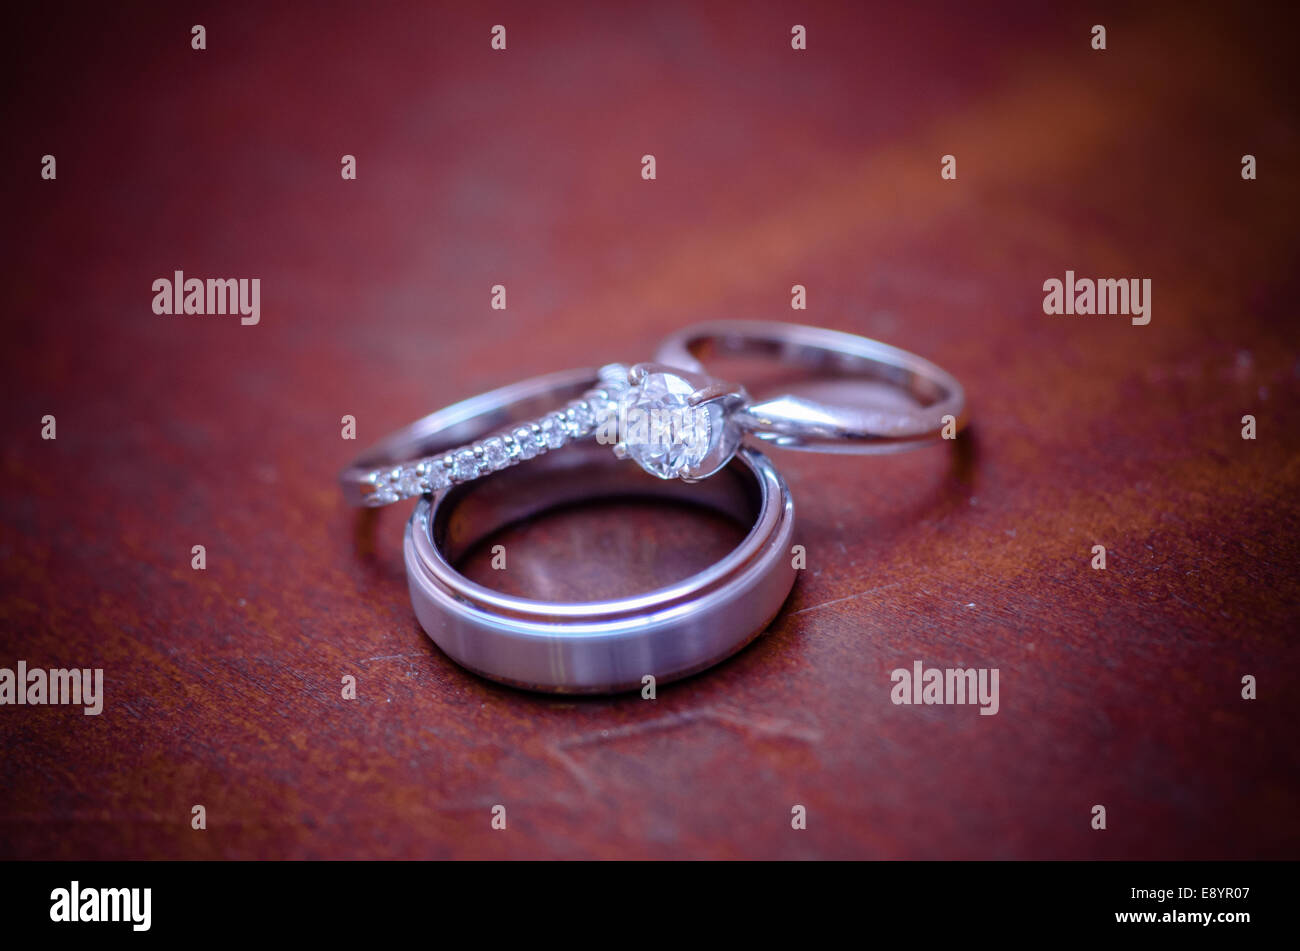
[655,320,968,452]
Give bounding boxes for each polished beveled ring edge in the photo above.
[654,319,968,452]
[404,444,797,694]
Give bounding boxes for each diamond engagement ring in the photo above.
[341,322,967,508]
[340,362,754,505]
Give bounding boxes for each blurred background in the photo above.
[1,0,1297,858]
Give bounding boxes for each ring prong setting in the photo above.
[687,380,744,407]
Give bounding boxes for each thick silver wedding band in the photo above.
[405,441,796,694]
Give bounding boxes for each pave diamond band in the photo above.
[339,367,613,507]
[355,364,631,507]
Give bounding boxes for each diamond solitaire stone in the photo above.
[622,371,713,479]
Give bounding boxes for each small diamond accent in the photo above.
[539,414,567,450]
[347,363,638,505]
[427,457,451,491]
[397,467,421,496]
[513,426,540,459]
[452,449,480,482]
[567,400,595,435]
[482,437,510,470]
[368,479,397,505]
[588,391,619,435]
[365,470,392,503]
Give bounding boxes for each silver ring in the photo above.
[405,441,795,694]
[340,358,757,503]
[339,367,623,506]
[654,320,968,453]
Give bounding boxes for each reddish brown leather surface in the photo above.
[2,1,1297,859]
